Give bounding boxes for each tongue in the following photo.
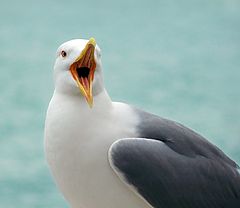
[80,77,89,92]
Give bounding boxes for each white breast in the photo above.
[44,90,151,208]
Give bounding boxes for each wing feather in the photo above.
[109,138,240,208]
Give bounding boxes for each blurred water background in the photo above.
[0,0,240,207]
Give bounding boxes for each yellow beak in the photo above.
[70,38,96,107]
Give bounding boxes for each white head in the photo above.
[53,38,104,107]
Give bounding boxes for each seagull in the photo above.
[44,38,240,208]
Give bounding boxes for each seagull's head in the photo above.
[53,38,103,107]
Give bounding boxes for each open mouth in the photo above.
[70,38,96,107]
[76,66,91,92]
[77,67,90,78]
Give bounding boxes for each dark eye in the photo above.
[61,50,67,57]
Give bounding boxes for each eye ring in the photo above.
[61,50,67,57]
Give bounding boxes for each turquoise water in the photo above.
[1,0,240,207]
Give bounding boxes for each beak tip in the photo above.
[89,37,96,46]
[88,100,93,108]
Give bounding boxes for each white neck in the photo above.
[53,87,113,114]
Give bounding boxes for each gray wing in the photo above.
[108,110,240,208]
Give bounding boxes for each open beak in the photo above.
[70,38,96,107]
